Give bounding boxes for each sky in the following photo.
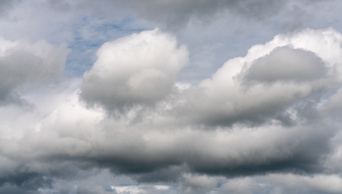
[1,0,342,193]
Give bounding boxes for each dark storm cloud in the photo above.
[0,172,52,194]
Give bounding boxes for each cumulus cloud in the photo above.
[2,27,342,194]
[80,29,188,111]
[1,0,342,193]
[0,88,332,188]
[176,28,342,126]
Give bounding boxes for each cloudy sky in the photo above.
[1,0,342,193]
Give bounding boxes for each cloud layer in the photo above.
[1,1,342,193]
[1,27,342,193]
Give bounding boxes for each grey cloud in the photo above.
[0,184,38,194]
[174,28,341,127]
[15,120,333,182]
[260,174,342,194]
[242,46,327,84]
[1,27,342,194]
[0,172,52,194]
[187,126,332,177]
[1,1,342,194]
[76,185,116,194]
[0,96,334,191]
[0,38,68,103]
[71,0,318,28]
[0,0,18,17]
[180,174,218,194]
[1,29,339,185]
[135,165,188,183]
[323,88,342,117]
[220,177,256,194]
[217,174,342,194]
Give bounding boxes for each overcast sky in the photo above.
[1,0,342,193]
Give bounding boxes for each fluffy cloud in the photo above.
[1,28,342,194]
[1,0,342,193]
[80,29,188,111]
[176,28,342,126]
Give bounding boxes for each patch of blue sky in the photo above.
[63,15,149,77]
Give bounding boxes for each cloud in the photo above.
[323,88,342,116]
[0,0,342,193]
[0,0,18,17]
[176,28,342,126]
[71,0,321,28]
[80,29,188,111]
[180,174,218,194]
[1,28,342,194]
[0,84,332,193]
[216,173,342,194]
[241,46,327,83]
[220,177,256,194]
[0,38,68,103]
[263,173,342,194]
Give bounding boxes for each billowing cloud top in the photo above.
[176,29,341,127]
[80,29,189,111]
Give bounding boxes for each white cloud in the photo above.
[0,20,342,194]
[0,28,339,183]
[80,29,189,111]
[1,0,342,193]
[176,28,342,126]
